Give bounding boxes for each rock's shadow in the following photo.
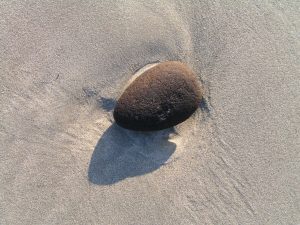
[88,123,176,185]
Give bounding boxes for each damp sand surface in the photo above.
[0,1,299,225]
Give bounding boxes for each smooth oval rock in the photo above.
[113,61,203,131]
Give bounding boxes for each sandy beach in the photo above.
[1,1,299,224]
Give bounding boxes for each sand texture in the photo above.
[0,1,299,224]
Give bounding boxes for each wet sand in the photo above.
[1,1,299,224]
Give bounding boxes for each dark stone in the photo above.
[113,61,203,131]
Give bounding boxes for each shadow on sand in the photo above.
[88,123,176,185]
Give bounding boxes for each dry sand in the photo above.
[0,1,299,224]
